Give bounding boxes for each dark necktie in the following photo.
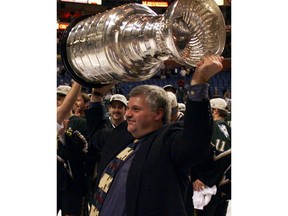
[89,139,139,216]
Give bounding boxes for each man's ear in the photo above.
[154,108,164,121]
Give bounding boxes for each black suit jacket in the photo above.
[85,99,213,216]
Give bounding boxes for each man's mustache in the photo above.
[112,111,122,115]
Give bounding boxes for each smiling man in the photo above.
[85,54,224,216]
[107,94,128,128]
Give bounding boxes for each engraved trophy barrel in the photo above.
[60,0,226,87]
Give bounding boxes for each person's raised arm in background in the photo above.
[57,81,82,134]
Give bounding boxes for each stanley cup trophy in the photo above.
[60,0,226,87]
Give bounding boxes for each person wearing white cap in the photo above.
[209,97,231,152]
[163,84,177,94]
[210,98,229,113]
[167,92,184,122]
[57,82,82,134]
[57,81,90,216]
[107,94,128,128]
[192,97,231,216]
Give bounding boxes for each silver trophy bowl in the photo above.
[60,0,226,87]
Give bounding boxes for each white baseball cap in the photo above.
[210,98,228,112]
[163,84,176,94]
[109,94,128,106]
[167,92,178,109]
[57,85,71,96]
[178,103,186,113]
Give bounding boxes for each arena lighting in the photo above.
[60,0,102,4]
[60,0,226,87]
[88,0,101,4]
[61,0,88,3]
[57,22,70,30]
[142,1,169,7]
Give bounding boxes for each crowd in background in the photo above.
[57,54,231,216]
[57,60,231,106]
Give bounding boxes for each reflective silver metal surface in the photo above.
[61,0,226,86]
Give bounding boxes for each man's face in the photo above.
[74,95,88,113]
[211,108,218,120]
[108,101,126,122]
[57,94,65,107]
[125,95,163,138]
